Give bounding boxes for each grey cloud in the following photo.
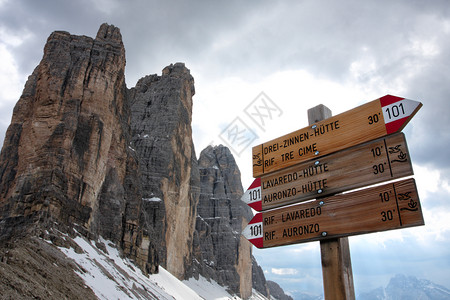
[3,0,449,84]
[403,42,450,178]
[0,0,102,72]
[1,1,449,161]
[0,4,449,298]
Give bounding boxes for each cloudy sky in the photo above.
[1,0,449,298]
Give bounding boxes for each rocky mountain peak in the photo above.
[95,23,122,42]
[198,145,243,194]
[358,274,450,300]
[191,144,262,298]
[0,22,144,270]
[129,61,199,279]
[0,24,286,299]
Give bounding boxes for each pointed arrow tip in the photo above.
[242,213,264,248]
[249,177,261,189]
[242,178,262,211]
[381,96,422,134]
[248,200,262,211]
[249,213,263,224]
[249,237,264,248]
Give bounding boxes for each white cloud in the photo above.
[0,44,21,105]
[0,23,35,147]
[194,68,386,189]
[290,242,320,254]
[414,164,450,197]
[0,27,29,47]
[416,207,450,242]
[0,26,28,105]
[271,268,298,276]
[0,43,22,145]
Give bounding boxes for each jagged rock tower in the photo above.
[128,63,200,279]
[0,23,150,272]
[191,145,253,297]
[0,23,272,299]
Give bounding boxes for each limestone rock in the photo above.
[267,280,294,300]
[0,23,150,272]
[128,63,200,279]
[0,22,287,299]
[191,145,260,298]
[0,236,98,300]
[252,256,270,297]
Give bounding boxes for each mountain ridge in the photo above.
[0,23,293,299]
[358,274,450,300]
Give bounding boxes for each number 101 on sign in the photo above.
[243,223,262,238]
[242,213,263,247]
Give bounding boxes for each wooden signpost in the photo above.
[252,95,422,177]
[242,178,424,248]
[243,132,413,211]
[241,94,424,300]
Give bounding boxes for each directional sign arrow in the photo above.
[243,132,413,211]
[242,178,424,248]
[241,212,263,248]
[252,95,422,177]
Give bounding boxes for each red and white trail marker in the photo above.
[381,96,421,134]
[243,177,262,211]
[241,212,263,248]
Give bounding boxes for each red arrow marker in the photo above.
[380,95,422,134]
[241,213,263,248]
[241,178,262,211]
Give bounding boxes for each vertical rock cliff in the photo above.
[191,145,263,298]
[0,23,281,299]
[128,63,200,279]
[0,23,150,272]
[253,256,270,297]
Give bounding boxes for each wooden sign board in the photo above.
[242,178,424,248]
[252,95,422,177]
[243,132,413,211]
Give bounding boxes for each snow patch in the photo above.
[58,235,199,299]
[54,234,269,300]
[184,276,238,300]
[142,197,162,202]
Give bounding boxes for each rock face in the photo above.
[191,145,260,298]
[0,236,98,300]
[266,280,294,300]
[0,23,285,299]
[128,63,200,279]
[358,274,450,300]
[252,256,270,297]
[0,23,150,272]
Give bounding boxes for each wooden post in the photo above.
[308,104,356,300]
